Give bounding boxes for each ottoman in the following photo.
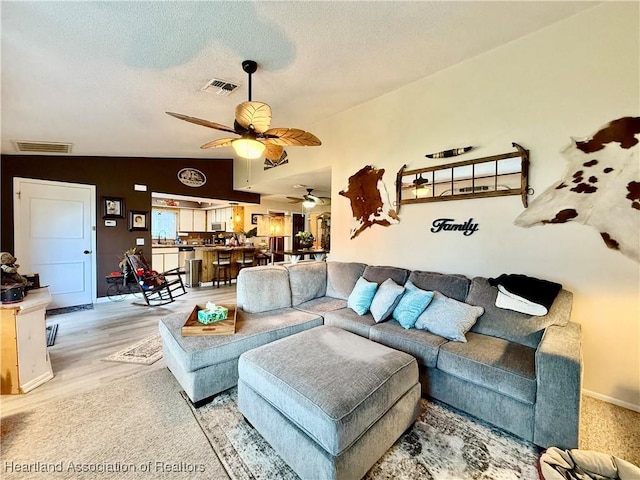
[237,325,421,480]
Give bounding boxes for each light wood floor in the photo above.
[0,285,235,418]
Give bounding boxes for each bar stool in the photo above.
[255,252,269,266]
[212,248,233,288]
[236,248,256,273]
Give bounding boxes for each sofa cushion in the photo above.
[370,278,405,322]
[415,291,484,342]
[363,265,410,286]
[236,265,291,313]
[348,276,378,315]
[294,296,348,315]
[326,262,367,300]
[408,271,470,302]
[369,320,448,367]
[392,281,434,329]
[466,277,573,348]
[437,332,537,404]
[323,308,376,338]
[158,307,323,372]
[285,262,327,306]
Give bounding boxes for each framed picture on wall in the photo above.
[102,196,125,219]
[129,210,148,231]
[251,213,260,225]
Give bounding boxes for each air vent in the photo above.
[13,141,73,154]
[201,78,239,96]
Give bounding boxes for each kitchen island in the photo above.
[194,246,258,283]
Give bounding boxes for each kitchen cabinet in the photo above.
[1,287,53,394]
[206,210,217,232]
[165,251,179,270]
[152,247,179,272]
[152,253,164,271]
[178,209,193,231]
[193,210,206,232]
[178,209,207,232]
[207,208,232,232]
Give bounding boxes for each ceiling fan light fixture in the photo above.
[232,137,265,159]
[302,199,316,209]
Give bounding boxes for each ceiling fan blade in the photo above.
[235,102,272,133]
[264,144,284,161]
[305,195,326,205]
[263,128,321,147]
[166,112,237,134]
[200,138,234,149]
[286,196,303,203]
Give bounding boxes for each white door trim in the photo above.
[13,177,97,305]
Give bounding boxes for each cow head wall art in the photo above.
[515,116,640,262]
[340,165,399,239]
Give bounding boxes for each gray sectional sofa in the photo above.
[159,260,582,450]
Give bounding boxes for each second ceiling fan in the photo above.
[287,188,330,207]
[167,60,321,160]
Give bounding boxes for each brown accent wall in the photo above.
[0,155,260,297]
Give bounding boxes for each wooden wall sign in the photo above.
[396,143,530,213]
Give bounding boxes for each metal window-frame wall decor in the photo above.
[396,142,530,213]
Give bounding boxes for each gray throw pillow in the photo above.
[415,291,484,342]
[370,278,406,323]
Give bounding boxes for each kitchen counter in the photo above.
[194,246,255,250]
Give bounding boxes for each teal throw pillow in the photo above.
[415,291,484,342]
[347,276,379,315]
[392,281,434,329]
[370,278,406,323]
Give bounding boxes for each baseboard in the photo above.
[21,370,54,393]
[582,389,640,413]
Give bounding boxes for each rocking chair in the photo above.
[125,253,187,306]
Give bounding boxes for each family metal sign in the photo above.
[430,218,479,236]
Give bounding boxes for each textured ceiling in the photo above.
[1,1,596,199]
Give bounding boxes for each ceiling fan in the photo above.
[287,188,330,208]
[166,60,321,160]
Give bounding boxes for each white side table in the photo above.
[1,287,53,394]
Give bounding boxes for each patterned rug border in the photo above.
[184,386,542,480]
[102,333,163,365]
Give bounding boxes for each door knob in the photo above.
[83,250,92,254]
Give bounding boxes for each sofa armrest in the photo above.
[534,321,582,449]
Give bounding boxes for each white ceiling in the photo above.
[1,1,596,200]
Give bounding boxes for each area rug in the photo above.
[46,323,58,346]
[1,368,229,480]
[46,303,94,316]
[103,333,163,365]
[185,387,541,480]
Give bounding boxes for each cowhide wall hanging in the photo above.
[515,116,640,262]
[339,165,399,239]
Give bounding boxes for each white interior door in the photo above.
[14,178,96,309]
